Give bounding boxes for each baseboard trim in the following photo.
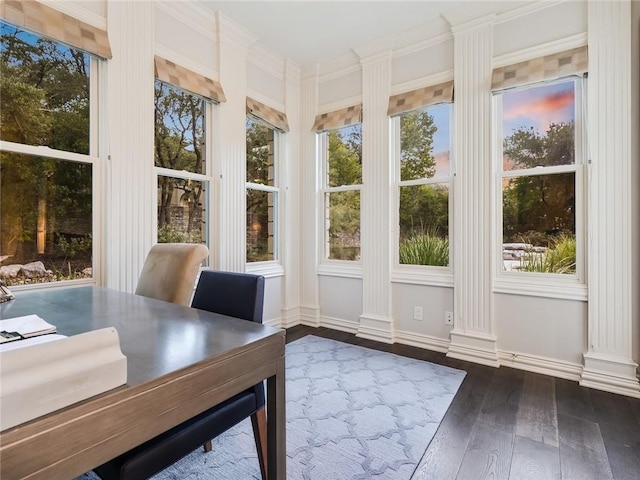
[498,351,582,381]
[394,330,450,353]
[581,353,640,398]
[447,331,500,367]
[319,315,359,334]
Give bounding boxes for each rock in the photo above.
[0,264,22,278]
[20,261,50,278]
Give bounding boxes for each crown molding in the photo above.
[495,0,566,24]
[393,31,453,59]
[443,11,496,35]
[154,44,220,81]
[154,0,217,42]
[352,33,395,64]
[492,33,587,68]
[301,61,320,81]
[216,12,257,50]
[246,88,286,113]
[316,94,362,115]
[390,70,454,96]
[248,43,285,80]
[39,0,107,29]
[284,58,302,83]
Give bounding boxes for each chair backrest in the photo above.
[135,243,209,307]
[191,270,265,324]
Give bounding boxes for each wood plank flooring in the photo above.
[285,325,640,480]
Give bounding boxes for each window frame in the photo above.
[0,26,105,289]
[318,125,363,272]
[245,115,282,267]
[492,76,588,300]
[390,103,454,287]
[153,80,214,252]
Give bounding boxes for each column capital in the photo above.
[442,10,495,35]
[216,12,257,50]
[353,34,395,65]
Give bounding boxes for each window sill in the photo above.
[318,262,363,279]
[493,277,587,301]
[9,278,96,292]
[391,268,454,287]
[245,262,284,278]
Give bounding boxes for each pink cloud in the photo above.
[504,90,574,133]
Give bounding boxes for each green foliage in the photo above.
[502,122,576,243]
[157,224,203,244]
[518,234,576,274]
[400,110,437,181]
[399,231,449,266]
[328,127,361,186]
[55,234,92,259]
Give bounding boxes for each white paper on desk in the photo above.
[0,334,67,353]
[0,314,56,337]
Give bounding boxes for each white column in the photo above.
[216,14,256,272]
[299,64,321,326]
[354,38,394,343]
[105,0,155,292]
[281,59,302,327]
[445,15,499,366]
[581,0,640,397]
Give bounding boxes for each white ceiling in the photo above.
[200,1,507,65]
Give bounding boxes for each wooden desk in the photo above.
[0,287,286,480]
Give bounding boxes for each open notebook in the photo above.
[0,314,57,344]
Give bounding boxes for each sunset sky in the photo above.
[502,80,575,138]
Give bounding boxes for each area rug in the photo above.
[79,335,465,479]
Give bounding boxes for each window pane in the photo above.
[0,22,90,154]
[400,104,451,181]
[328,125,362,187]
[502,172,576,273]
[399,184,449,266]
[502,81,575,171]
[157,175,207,244]
[0,152,92,285]
[325,190,360,260]
[154,81,205,174]
[246,118,275,186]
[246,189,276,262]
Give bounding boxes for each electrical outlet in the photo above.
[444,311,454,325]
[413,306,423,321]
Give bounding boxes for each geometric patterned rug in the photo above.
[80,335,465,480]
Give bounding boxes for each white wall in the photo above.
[631,1,640,365]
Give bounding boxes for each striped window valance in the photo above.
[312,104,362,132]
[492,46,588,91]
[154,56,226,103]
[246,97,289,132]
[1,0,112,59]
[388,81,454,117]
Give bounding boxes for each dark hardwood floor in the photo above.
[285,325,640,480]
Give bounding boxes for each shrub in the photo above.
[399,232,449,266]
[519,234,576,274]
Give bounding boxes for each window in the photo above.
[495,77,585,277]
[154,81,211,246]
[246,117,279,263]
[0,21,101,286]
[394,104,452,267]
[321,124,362,261]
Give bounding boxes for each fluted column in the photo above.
[281,59,302,326]
[581,0,639,397]
[216,14,256,272]
[299,64,320,326]
[354,38,394,343]
[105,0,155,292]
[445,14,499,366]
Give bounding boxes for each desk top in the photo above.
[0,286,283,386]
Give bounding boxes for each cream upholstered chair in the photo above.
[134,243,209,306]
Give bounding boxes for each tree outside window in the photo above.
[154,81,209,245]
[0,22,96,285]
[498,79,582,274]
[246,117,278,263]
[396,103,452,267]
[323,125,362,261]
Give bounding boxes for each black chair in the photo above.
[94,270,267,480]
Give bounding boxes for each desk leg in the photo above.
[267,356,286,480]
